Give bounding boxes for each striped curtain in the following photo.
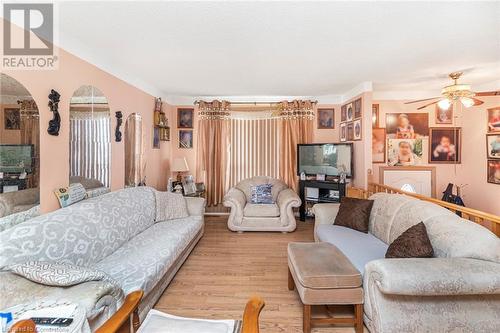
[228,118,280,188]
[70,112,111,187]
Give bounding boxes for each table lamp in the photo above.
[172,157,189,182]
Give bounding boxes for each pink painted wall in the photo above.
[2,22,172,213]
[372,97,500,216]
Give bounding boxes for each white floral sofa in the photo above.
[313,192,500,333]
[0,186,205,331]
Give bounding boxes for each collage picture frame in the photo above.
[339,97,362,142]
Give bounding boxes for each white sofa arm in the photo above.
[223,188,246,229]
[277,188,301,229]
[185,197,206,216]
[364,258,500,296]
[312,203,340,241]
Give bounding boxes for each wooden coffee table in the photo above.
[287,242,364,333]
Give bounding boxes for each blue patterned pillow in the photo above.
[251,184,274,204]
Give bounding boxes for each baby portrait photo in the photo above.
[386,112,429,139]
[387,138,424,166]
[317,108,334,129]
[372,128,386,163]
[429,127,461,163]
[435,104,453,124]
[487,107,500,133]
[487,134,500,159]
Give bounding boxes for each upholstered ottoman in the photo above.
[287,242,363,333]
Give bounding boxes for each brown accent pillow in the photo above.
[386,222,434,258]
[334,197,374,233]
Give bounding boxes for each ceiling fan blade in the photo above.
[475,91,500,97]
[404,97,440,104]
[473,98,484,106]
[417,100,439,110]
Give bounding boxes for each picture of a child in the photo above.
[433,135,456,161]
[389,141,417,166]
[396,114,415,139]
[490,136,500,157]
[488,108,500,132]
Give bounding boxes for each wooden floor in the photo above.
[155,216,366,333]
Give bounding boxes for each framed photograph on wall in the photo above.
[179,130,193,149]
[4,108,20,130]
[354,98,362,119]
[429,127,461,164]
[341,105,347,122]
[177,108,194,128]
[340,123,347,142]
[372,128,386,163]
[386,112,429,139]
[387,138,424,166]
[372,104,379,128]
[486,134,500,159]
[353,119,362,140]
[317,108,334,129]
[153,127,160,149]
[435,104,453,124]
[487,160,500,185]
[347,122,354,141]
[487,107,500,133]
[346,103,354,121]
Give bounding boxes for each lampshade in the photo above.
[172,157,189,172]
[437,98,451,110]
[461,97,474,108]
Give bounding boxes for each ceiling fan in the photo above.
[405,72,500,110]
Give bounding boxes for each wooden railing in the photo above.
[347,182,500,237]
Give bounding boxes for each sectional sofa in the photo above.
[0,186,205,330]
[313,192,500,333]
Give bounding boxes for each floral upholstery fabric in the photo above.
[94,216,203,295]
[154,190,189,221]
[0,186,156,269]
[0,204,40,233]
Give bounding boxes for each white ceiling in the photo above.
[35,1,500,102]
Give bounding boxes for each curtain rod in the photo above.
[193,100,318,106]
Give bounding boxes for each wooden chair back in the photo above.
[95,290,143,333]
[8,319,36,333]
[242,296,265,333]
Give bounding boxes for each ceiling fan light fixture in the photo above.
[460,97,474,108]
[437,98,451,110]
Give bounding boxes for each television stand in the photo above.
[298,179,346,221]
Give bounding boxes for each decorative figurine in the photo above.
[115,111,123,142]
[47,89,61,136]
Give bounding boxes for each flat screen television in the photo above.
[297,143,353,178]
[0,144,34,173]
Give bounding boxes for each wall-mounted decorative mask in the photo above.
[47,89,61,136]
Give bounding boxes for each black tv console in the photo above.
[298,179,346,221]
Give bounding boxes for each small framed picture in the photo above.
[317,108,334,129]
[372,104,379,128]
[178,108,194,128]
[341,105,347,122]
[353,119,362,140]
[354,98,362,119]
[347,122,354,141]
[4,108,20,130]
[372,128,386,163]
[340,123,347,142]
[429,127,461,164]
[487,160,500,185]
[346,103,354,121]
[435,104,453,124]
[153,127,160,149]
[487,107,500,133]
[179,130,193,149]
[182,175,197,195]
[486,134,500,159]
[316,173,326,181]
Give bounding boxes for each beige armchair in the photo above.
[223,176,301,232]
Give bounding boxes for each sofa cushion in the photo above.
[334,197,373,233]
[316,224,388,274]
[155,190,189,221]
[385,222,434,258]
[0,187,156,269]
[235,176,287,203]
[244,203,280,217]
[94,216,203,294]
[251,184,274,204]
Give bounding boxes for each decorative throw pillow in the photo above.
[334,197,374,233]
[386,222,434,258]
[155,190,189,221]
[251,184,274,204]
[54,183,87,208]
[7,261,115,287]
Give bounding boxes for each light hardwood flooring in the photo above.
[155,216,367,332]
